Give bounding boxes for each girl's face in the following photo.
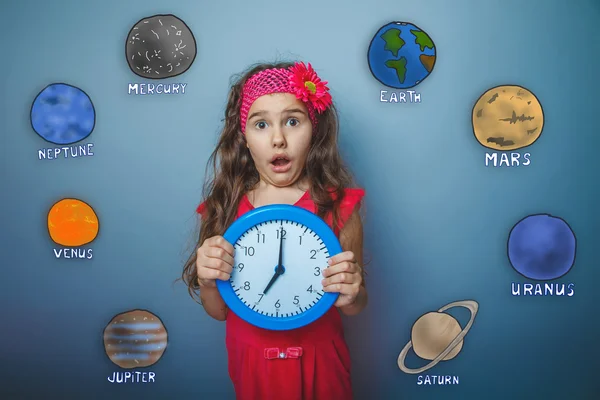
[245,93,312,188]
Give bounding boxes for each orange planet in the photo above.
[47,198,99,246]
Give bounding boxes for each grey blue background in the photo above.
[1,0,598,398]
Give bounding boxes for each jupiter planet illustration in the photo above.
[103,309,168,369]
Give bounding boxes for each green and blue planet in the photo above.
[367,21,436,89]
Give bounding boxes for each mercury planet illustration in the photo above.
[103,310,168,369]
[508,214,576,280]
[472,85,544,150]
[398,300,478,374]
[47,198,99,246]
[125,14,197,79]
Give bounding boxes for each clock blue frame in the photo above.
[216,204,342,331]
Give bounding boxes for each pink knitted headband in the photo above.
[240,62,332,134]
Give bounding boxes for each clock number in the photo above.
[243,281,250,290]
[293,295,300,305]
[237,263,244,272]
[275,299,281,308]
[310,250,317,259]
[299,235,302,245]
[256,233,265,243]
[257,293,264,303]
[244,246,255,256]
[314,267,320,276]
[307,285,313,293]
[276,229,287,239]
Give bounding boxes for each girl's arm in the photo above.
[338,208,368,316]
[199,283,229,321]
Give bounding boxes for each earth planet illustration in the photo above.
[507,214,576,280]
[367,21,436,89]
[472,85,544,150]
[30,83,95,145]
[398,300,479,374]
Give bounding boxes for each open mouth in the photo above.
[271,156,290,166]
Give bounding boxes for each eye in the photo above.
[286,118,300,127]
[255,121,268,129]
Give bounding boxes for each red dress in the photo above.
[197,188,365,400]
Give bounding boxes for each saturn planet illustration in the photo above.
[398,300,479,374]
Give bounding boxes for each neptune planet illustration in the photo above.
[30,83,96,145]
[507,214,576,280]
[367,22,436,89]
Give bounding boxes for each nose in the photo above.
[271,126,286,148]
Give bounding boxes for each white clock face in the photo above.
[231,219,330,318]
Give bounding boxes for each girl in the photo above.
[182,61,367,400]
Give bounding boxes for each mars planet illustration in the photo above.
[103,309,168,369]
[47,198,99,246]
[398,300,478,374]
[508,214,576,280]
[472,85,544,150]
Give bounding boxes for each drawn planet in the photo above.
[507,214,576,280]
[47,198,99,247]
[398,300,478,374]
[103,309,168,369]
[30,83,96,145]
[126,14,197,79]
[472,85,544,150]
[367,21,436,89]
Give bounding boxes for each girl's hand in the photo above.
[196,236,235,288]
[321,251,363,307]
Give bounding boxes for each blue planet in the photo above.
[30,83,96,145]
[367,22,436,89]
[507,214,576,281]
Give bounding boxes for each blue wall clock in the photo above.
[216,204,342,331]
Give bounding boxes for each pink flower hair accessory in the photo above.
[240,62,332,134]
[289,62,332,113]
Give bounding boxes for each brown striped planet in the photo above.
[103,309,168,369]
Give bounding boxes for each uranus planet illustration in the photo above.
[398,300,478,374]
[30,83,96,145]
[507,214,576,280]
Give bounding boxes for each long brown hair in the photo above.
[181,61,356,300]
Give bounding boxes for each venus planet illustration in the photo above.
[398,300,478,374]
[103,309,168,369]
[47,198,99,246]
[472,85,544,151]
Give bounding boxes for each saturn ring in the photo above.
[397,300,479,374]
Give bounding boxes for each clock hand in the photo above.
[263,269,280,295]
[263,227,285,295]
[278,226,283,269]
